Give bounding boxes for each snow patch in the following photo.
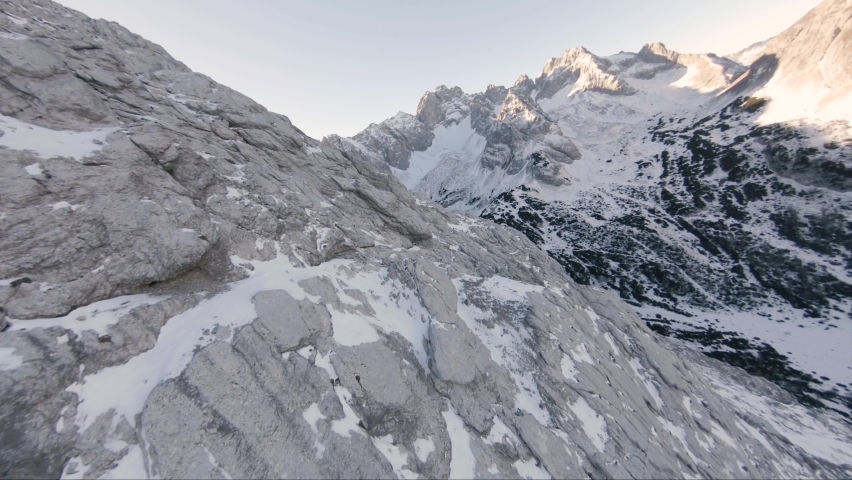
[571,343,594,364]
[5,13,28,25]
[414,437,435,462]
[443,401,475,479]
[302,402,326,434]
[513,457,551,479]
[709,420,737,449]
[657,416,700,463]
[56,253,429,433]
[708,372,852,465]
[331,386,365,438]
[0,114,117,160]
[568,396,608,452]
[305,145,323,155]
[9,294,163,337]
[628,357,664,410]
[372,434,417,479]
[327,305,380,347]
[454,275,551,425]
[479,275,544,302]
[682,396,701,419]
[485,416,519,446]
[49,201,81,211]
[314,351,337,380]
[0,347,24,371]
[603,332,620,356]
[560,354,578,382]
[24,163,44,175]
[225,187,244,199]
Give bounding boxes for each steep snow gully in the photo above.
[0,0,851,479]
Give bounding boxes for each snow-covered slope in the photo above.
[726,40,769,67]
[329,0,852,417]
[7,1,852,479]
[745,0,852,124]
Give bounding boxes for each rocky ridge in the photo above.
[1,1,851,479]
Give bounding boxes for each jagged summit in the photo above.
[334,38,750,207]
[636,42,679,62]
[535,45,636,98]
[512,74,535,94]
[415,85,468,128]
[628,41,746,92]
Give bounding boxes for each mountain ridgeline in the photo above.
[328,0,852,415]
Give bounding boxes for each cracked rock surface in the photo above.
[1,1,850,479]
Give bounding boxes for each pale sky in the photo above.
[58,0,822,139]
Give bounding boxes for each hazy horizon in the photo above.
[58,0,821,139]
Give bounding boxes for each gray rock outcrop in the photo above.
[0,1,850,479]
[416,85,468,128]
[347,112,435,170]
[721,0,852,107]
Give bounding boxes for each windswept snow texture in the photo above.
[337,0,852,415]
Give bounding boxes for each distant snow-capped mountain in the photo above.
[325,0,852,414]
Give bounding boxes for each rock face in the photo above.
[723,0,852,122]
[534,46,637,98]
[327,79,584,212]
[416,85,468,128]
[632,42,744,92]
[351,112,435,170]
[1,1,851,480]
[334,0,852,420]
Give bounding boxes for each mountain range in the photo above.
[327,0,852,417]
[0,0,850,478]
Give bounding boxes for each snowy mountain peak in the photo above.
[630,41,746,93]
[637,41,679,62]
[543,45,596,70]
[535,45,636,99]
[416,85,468,128]
[496,90,547,126]
[512,73,535,94]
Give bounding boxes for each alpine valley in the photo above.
[328,0,852,418]
[0,0,851,479]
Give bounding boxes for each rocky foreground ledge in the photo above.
[0,0,851,478]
